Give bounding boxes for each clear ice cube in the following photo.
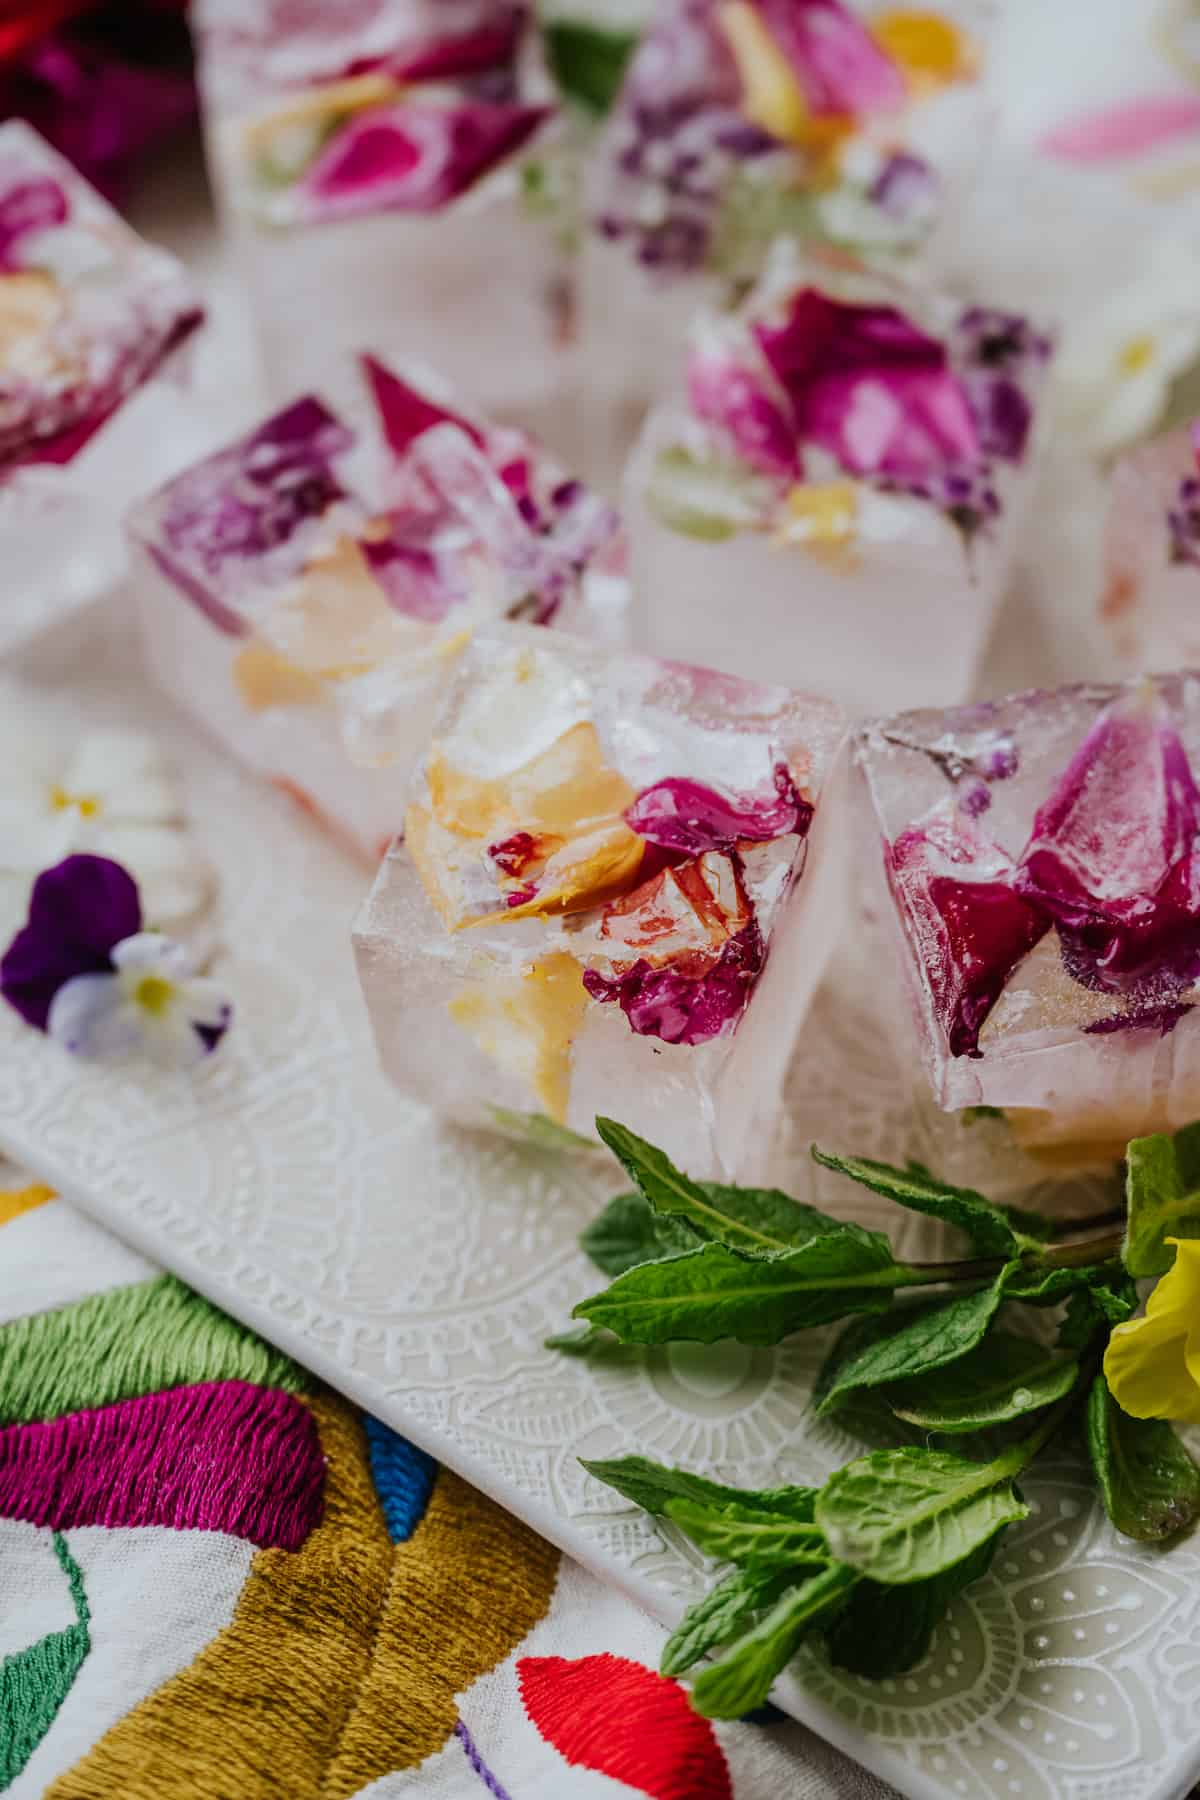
[195,0,572,432]
[0,121,204,656]
[855,672,1200,1165]
[353,623,846,1177]
[624,250,1051,715]
[127,356,628,862]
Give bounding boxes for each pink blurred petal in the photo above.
[360,352,484,458]
[1038,95,1200,163]
[371,5,527,81]
[0,174,67,268]
[299,100,552,219]
[752,0,905,117]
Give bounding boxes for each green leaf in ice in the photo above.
[580,1454,817,1519]
[1123,1122,1200,1278]
[579,1190,699,1276]
[689,1563,860,1718]
[824,1538,996,1679]
[1086,1375,1200,1543]
[643,446,772,543]
[664,1498,827,1572]
[661,1566,794,1678]
[814,1266,1018,1416]
[812,1148,1019,1258]
[489,1107,598,1154]
[815,1446,1030,1584]
[886,1332,1079,1433]
[572,1235,905,1345]
[542,19,639,117]
[596,1119,881,1257]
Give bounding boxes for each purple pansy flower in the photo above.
[0,855,232,1067]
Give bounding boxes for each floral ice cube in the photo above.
[626,249,1052,714]
[856,673,1200,1164]
[1101,421,1200,671]
[126,354,628,862]
[581,0,989,458]
[195,0,571,428]
[353,625,845,1176]
[0,120,203,656]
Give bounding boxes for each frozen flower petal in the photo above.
[687,321,800,478]
[583,916,766,1044]
[297,100,552,222]
[625,764,810,854]
[361,352,484,460]
[750,0,905,116]
[0,173,67,269]
[0,854,141,1031]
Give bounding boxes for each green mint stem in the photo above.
[899,1226,1123,1288]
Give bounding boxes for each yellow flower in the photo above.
[1104,1239,1200,1425]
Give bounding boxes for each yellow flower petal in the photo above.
[465,820,646,926]
[0,1183,54,1227]
[232,642,327,711]
[449,951,589,1124]
[717,0,853,152]
[241,71,401,156]
[0,270,63,375]
[1104,1309,1200,1422]
[778,480,859,553]
[427,722,636,842]
[870,11,975,88]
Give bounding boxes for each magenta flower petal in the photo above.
[379,6,527,82]
[625,765,811,855]
[750,0,905,116]
[0,173,67,269]
[687,334,799,478]
[1015,688,1200,993]
[298,100,552,220]
[754,289,980,479]
[583,919,766,1044]
[361,353,484,459]
[889,811,1049,1057]
[0,856,141,1033]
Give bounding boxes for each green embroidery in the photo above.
[0,1533,90,1790]
[0,1275,303,1426]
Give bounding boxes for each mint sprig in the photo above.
[553,1117,1200,1720]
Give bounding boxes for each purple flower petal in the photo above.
[1,855,141,1033]
[148,396,355,636]
[583,918,766,1044]
[889,811,1050,1058]
[297,100,552,220]
[750,0,905,116]
[625,764,811,856]
[1014,687,1200,994]
[687,333,799,478]
[376,7,527,82]
[1084,1002,1193,1038]
[869,151,937,220]
[754,289,980,479]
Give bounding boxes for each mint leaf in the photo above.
[1056,1276,1137,1350]
[815,1446,1029,1584]
[665,1497,827,1572]
[661,1566,793,1677]
[596,1119,883,1257]
[489,1106,597,1154]
[886,1332,1078,1433]
[1123,1122,1200,1277]
[543,1324,632,1359]
[1086,1375,1200,1542]
[825,1538,995,1678]
[812,1148,1018,1258]
[573,1235,904,1345]
[998,1202,1055,1244]
[815,1266,1017,1416]
[580,1454,817,1519]
[542,19,638,117]
[580,1191,700,1275]
[1006,1263,1123,1306]
[689,1563,859,1718]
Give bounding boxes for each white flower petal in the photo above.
[179,976,234,1034]
[92,823,216,931]
[61,731,183,826]
[143,1004,213,1070]
[47,975,147,1061]
[0,810,76,878]
[111,933,194,980]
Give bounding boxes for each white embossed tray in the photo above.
[2,615,1199,1800]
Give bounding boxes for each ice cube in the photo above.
[0,121,204,656]
[624,249,1052,715]
[855,672,1200,1166]
[126,355,628,862]
[195,0,572,432]
[353,623,846,1177]
[1101,422,1200,672]
[580,0,992,469]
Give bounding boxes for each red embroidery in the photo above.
[517,1653,733,1800]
